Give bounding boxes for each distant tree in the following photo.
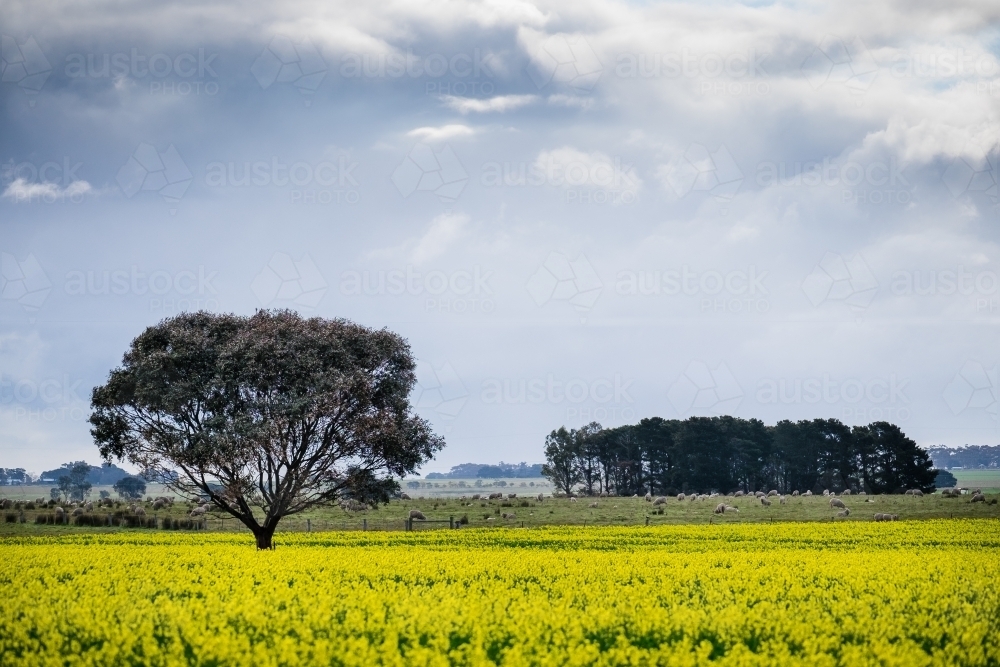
[99,490,111,499]
[90,310,444,549]
[406,481,421,489]
[541,427,581,494]
[933,469,958,489]
[57,462,93,501]
[49,488,61,501]
[113,476,147,500]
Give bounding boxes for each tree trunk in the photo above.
[253,524,276,550]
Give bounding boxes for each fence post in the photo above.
[307,518,311,532]
[363,518,367,531]
[449,516,454,529]
[406,518,412,532]
[645,515,649,526]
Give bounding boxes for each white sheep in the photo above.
[652,496,667,506]
[829,497,847,510]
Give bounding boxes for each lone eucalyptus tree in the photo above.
[90,310,444,548]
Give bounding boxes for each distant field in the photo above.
[951,469,1000,491]
[2,489,997,536]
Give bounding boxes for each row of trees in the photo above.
[44,461,148,501]
[928,445,1000,470]
[542,417,937,496]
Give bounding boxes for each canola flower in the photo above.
[1,520,999,666]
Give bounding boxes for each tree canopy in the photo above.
[542,417,936,496]
[90,310,444,548]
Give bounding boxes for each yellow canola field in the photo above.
[2,521,999,666]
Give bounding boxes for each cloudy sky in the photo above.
[1,0,999,475]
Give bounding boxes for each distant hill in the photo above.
[39,462,136,486]
[928,446,1000,470]
[425,462,544,479]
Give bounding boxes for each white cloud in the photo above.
[532,147,641,191]
[1,179,92,202]
[406,124,476,142]
[440,94,538,114]
[410,212,470,264]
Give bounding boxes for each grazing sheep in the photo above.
[726,505,739,513]
[940,488,960,498]
[767,490,778,497]
[537,493,544,502]
[735,490,745,497]
[842,489,852,495]
[677,493,686,501]
[472,494,481,500]
[890,514,898,521]
[644,492,652,502]
[760,496,771,507]
[400,493,411,500]
[588,502,598,508]
[754,491,764,498]
[823,489,830,496]
[971,493,986,503]
[502,512,515,519]
[153,500,165,511]
[874,513,885,521]
[134,507,147,516]
[792,490,799,496]
[714,502,726,514]
[85,502,94,511]
[837,509,850,517]
[71,507,84,516]
[804,490,813,496]
[830,498,847,509]
[507,493,517,499]
[54,506,65,515]
[408,510,426,520]
[190,506,206,516]
[489,493,503,500]
[569,497,578,502]
[779,496,786,505]
[905,489,925,497]
[858,491,867,496]
[653,496,667,506]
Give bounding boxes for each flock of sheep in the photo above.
[398,485,993,525]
